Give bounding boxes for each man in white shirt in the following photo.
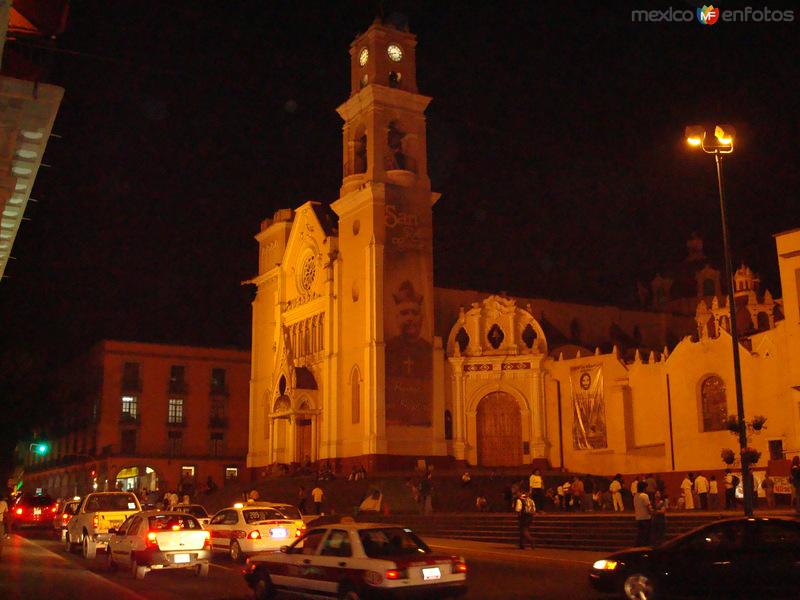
[633,482,652,546]
[681,473,695,510]
[311,485,324,514]
[529,469,544,512]
[609,475,624,512]
[694,473,710,510]
[709,475,719,510]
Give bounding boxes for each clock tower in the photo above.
[331,18,444,467]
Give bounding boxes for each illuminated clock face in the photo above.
[387,44,403,62]
[359,47,369,66]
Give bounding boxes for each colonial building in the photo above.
[24,340,250,497]
[246,18,800,479]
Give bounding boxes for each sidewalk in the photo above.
[425,536,604,565]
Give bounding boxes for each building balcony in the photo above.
[209,384,229,397]
[208,415,228,428]
[119,413,140,425]
[121,378,142,392]
[168,380,188,394]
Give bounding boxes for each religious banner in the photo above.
[570,364,607,449]
[383,192,434,427]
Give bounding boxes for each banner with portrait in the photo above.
[570,364,607,449]
[383,191,434,427]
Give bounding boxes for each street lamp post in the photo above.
[685,124,754,516]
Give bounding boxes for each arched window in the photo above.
[454,327,469,353]
[444,410,453,440]
[351,367,360,424]
[700,375,727,432]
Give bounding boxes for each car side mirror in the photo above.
[108,528,117,535]
[280,545,289,554]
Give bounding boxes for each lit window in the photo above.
[181,465,195,478]
[701,375,727,431]
[225,467,239,480]
[121,395,138,419]
[168,398,184,424]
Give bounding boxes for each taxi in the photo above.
[206,501,305,562]
[53,497,81,540]
[107,510,211,580]
[243,518,468,599]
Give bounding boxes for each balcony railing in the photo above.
[119,413,140,425]
[209,415,228,428]
[168,380,188,394]
[121,378,142,392]
[209,384,229,397]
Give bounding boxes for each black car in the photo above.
[589,517,800,599]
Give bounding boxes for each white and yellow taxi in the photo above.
[243,519,468,600]
[207,501,305,562]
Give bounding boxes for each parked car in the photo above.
[53,497,81,539]
[173,503,211,527]
[589,516,800,599]
[9,493,58,529]
[206,502,305,562]
[65,491,142,559]
[244,518,468,600]
[107,510,211,580]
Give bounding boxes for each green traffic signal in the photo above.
[29,442,49,455]
[37,444,48,454]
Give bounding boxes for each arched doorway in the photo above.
[476,392,522,466]
[115,466,158,492]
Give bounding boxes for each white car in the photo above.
[107,510,211,580]
[207,502,305,562]
[173,503,211,527]
[243,519,468,600]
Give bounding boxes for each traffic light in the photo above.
[29,442,50,455]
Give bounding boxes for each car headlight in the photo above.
[592,559,618,571]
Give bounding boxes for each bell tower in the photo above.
[332,18,443,467]
[338,18,431,197]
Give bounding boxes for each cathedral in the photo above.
[245,19,800,481]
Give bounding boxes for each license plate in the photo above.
[173,554,190,564]
[34,508,42,515]
[270,528,288,539]
[422,567,441,581]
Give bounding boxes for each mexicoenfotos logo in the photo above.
[697,5,720,25]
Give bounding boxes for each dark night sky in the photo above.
[0,1,798,464]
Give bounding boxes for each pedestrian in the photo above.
[633,481,653,546]
[709,475,719,510]
[695,472,709,510]
[297,485,307,514]
[645,474,657,502]
[762,473,775,509]
[248,488,260,501]
[610,474,624,512]
[681,473,695,510]
[583,477,594,512]
[571,476,585,512]
[650,491,667,546]
[475,494,488,512]
[514,491,536,549]
[311,485,324,515]
[419,474,433,515]
[461,471,472,486]
[0,494,8,540]
[555,483,565,511]
[562,479,572,511]
[724,469,735,510]
[529,469,544,512]
[791,457,800,513]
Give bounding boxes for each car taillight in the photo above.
[451,560,468,574]
[295,526,306,537]
[203,531,211,549]
[146,532,159,549]
[248,530,261,540]
[93,516,99,529]
[62,513,70,522]
[51,506,58,513]
[15,507,23,515]
[385,568,407,580]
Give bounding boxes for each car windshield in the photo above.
[273,505,302,520]
[358,528,431,558]
[178,505,209,518]
[85,494,139,512]
[243,508,286,523]
[148,514,202,531]
[22,495,53,507]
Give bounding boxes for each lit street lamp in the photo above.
[685,124,754,516]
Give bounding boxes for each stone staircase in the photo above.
[356,512,722,551]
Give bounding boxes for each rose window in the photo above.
[300,255,316,293]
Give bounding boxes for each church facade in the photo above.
[246,20,800,479]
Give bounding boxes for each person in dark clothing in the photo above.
[515,492,536,549]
